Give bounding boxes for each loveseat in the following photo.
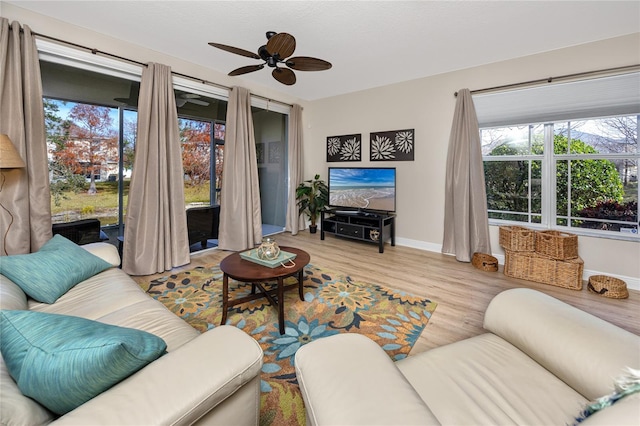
[1,239,263,425]
[295,288,640,425]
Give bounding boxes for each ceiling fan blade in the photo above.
[114,82,139,106]
[272,68,296,85]
[266,33,296,59]
[286,56,332,71]
[208,42,260,60]
[187,99,210,106]
[229,64,265,76]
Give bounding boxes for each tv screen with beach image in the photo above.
[328,167,396,212]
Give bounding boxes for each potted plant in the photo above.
[296,174,328,234]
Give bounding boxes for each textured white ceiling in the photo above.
[5,1,640,100]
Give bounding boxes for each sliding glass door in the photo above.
[39,39,291,250]
[253,108,288,234]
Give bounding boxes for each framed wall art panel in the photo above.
[327,134,361,162]
[370,129,414,161]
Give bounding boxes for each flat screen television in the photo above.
[328,167,396,213]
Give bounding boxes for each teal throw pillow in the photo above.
[0,310,167,415]
[0,234,112,303]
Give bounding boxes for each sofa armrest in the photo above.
[52,326,263,426]
[483,288,640,400]
[81,242,121,267]
[295,333,440,426]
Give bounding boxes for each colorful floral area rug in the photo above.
[140,263,437,426]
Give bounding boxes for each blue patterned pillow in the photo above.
[0,310,167,415]
[0,234,112,303]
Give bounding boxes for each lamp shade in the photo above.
[0,134,26,169]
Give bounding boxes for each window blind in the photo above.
[473,72,640,128]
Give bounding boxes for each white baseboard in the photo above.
[395,237,442,253]
[394,237,640,291]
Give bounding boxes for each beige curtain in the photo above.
[218,86,262,251]
[0,19,51,255]
[123,63,189,274]
[442,89,491,262]
[285,104,304,235]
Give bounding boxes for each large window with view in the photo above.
[39,41,290,251]
[41,59,229,249]
[179,117,225,207]
[482,115,639,238]
[42,60,139,234]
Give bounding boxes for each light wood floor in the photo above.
[131,231,640,355]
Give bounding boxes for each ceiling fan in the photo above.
[114,83,210,108]
[209,31,332,85]
[175,93,210,107]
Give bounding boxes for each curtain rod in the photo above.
[17,27,293,108]
[454,64,640,97]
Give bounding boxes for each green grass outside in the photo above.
[51,180,212,225]
[51,178,637,226]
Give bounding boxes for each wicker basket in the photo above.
[504,250,583,290]
[587,275,628,299]
[499,226,535,252]
[472,253,498,272]
[535,230,578,260]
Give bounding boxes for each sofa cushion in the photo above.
[396,333,588,425]
[0,234,112,303]
[0,275,27,311]
[0,310,167,415]
[0,352,54,426]
[28,268,199,353]
[578,392,640,425]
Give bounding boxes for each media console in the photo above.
[320,208,396,253]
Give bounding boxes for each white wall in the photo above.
[303,33,640,288]
[4,3,639,287]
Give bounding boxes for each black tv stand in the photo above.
[320,208,396,253]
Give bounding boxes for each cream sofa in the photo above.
[1,242,263,426]
[295,288,640,425]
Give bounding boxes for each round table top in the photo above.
[220,246,310,281]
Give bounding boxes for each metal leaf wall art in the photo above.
[370,129,414,161]
[326,134,361,162]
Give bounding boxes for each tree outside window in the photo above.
[482,116,638,237]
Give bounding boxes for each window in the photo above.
[476,72,639,240]
[482,124,544,223]
[42,59,139,229]
[38,38,292,248]
[179,117,226,207]
[482,116,638,238]
[40,52,229,241]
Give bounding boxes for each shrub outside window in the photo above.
[482,116,639,239]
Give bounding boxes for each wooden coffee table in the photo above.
[220,246,310,334]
